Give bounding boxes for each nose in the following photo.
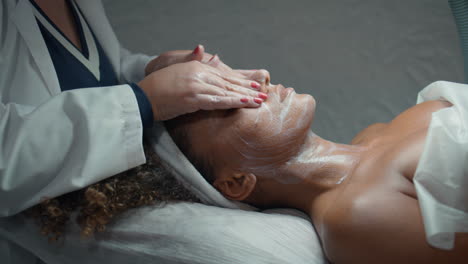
[263,84,285,95]
[250,69,270,92]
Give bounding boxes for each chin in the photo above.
[304,94,316,109]
[293,93,316,131]
[299,93,316,114]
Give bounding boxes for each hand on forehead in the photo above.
[205,54,271,89]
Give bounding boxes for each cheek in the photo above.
[255,93,315,136]
[229,126,305,184]
[220,94,316,184]
[230,99,313,168]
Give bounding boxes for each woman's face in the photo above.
[179,83,316,181]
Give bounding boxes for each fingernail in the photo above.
[251,82,260,89]
[254,98,263,104]
[240,98,249,103]
[258,92,268,100]
[192,45,200,55]
[208,54,217,62]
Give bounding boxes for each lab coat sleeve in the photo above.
[0,85,146,217]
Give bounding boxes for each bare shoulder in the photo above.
[351,123,388,145]
[350,100,451,146]
[322,189,468,264]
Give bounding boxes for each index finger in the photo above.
[195,93,262,111]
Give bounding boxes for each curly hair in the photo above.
[24,140,200,242]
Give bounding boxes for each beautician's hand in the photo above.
[138,59,268,121]
[144,45,211,75]
[144,45,271,87]
[205,54,271,88]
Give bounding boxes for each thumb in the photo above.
[150,45,204,72]
[189,44,205,62]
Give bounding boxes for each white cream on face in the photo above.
[253,85,296,135]
[230,88,315,184]
[277,91,294,133]
[234,127,365,186]
[255,103,273,125]
[227,85,363,186]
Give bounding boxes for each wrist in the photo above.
[129,83,154,128]
[138,75,161,121]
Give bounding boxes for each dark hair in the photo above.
[164,112,217,184]
[25,141,200,242]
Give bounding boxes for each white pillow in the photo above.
[0,202,328,264]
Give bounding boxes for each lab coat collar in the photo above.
[73,0,121,82]
[10,0,122,95]
[11,0,61,96]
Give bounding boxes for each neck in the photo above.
[271,131,367,214]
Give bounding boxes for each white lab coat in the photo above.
[0,0,152,216]
[1,0,153,261]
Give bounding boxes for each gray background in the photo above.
[103,0,463,143]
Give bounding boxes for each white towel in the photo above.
[148,122,257,211]
[415,81,468,250]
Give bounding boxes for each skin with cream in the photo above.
[166,77,468,263]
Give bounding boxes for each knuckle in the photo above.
[210,95,221,104]
[224,83,237,92]
[184,72,203,86]
[202,95,217,110]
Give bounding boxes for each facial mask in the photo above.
[228,84,363,185]
[230,88,306,183]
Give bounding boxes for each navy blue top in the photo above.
[30,0,153,129]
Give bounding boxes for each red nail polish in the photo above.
[258,93,268,100]
[254,98,263,104]
[240,98,249,103]
[208,54,217,62]
[251,82,260,89]
[192,45,200,55]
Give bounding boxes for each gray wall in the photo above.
[103,0,463,143]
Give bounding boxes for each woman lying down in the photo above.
[28,70,467,263]
[164,79,468,263]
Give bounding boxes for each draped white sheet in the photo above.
[0,203,328,264]
[415,81,468,250]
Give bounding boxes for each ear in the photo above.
[213,172,257,201]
